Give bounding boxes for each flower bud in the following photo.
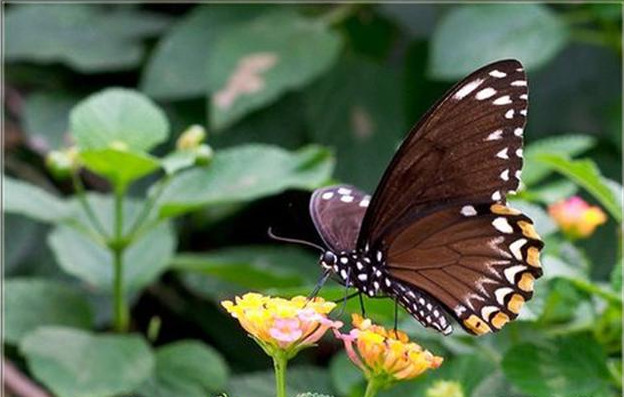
[194,144,214,166]
[176,125,206,150]
[109,140,129,151]
[45,147,78,179]
[548,196,607,239]
[426,380,464,397]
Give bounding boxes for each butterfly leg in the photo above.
[335,268,352,317]
[359,292,366,317]
[393,299,399,334]
[306,269,332,304]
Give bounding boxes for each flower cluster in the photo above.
[548,196,607,239]
[221,293,342,358]
[335,314,443,386]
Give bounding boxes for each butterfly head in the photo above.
[319,251,337,271]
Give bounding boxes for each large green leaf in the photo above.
[523,135,596,186]
[157,144,334,217]
[21,327,154,397]
[429,4,568,79]
[140,340,229,397]
[227,366,333,397]
[23,91,77,151]
[5,176,72,223]
[534,154,622,222]
[5,5,169,72]
[5,279,93,344]
[70,88,169,152]
[207,9,342,130]
[48,195,176,292]
[79,148,161,190]
[304,56,405,191]
[141,5,268,100]
[502,334,615,397]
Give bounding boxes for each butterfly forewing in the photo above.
[358,60,528,248]
[310,185,370,252]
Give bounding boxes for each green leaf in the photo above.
[21,326,154,397]
[523,135,596,186]
[141,5,268,100]
[534,154,622,222]
[329,352,365,397]
[5,5,169,72]
[5,279,93,345]
[70,88,169,152]
[228,366,333,397]
[157,144,334,217]
[297,394,335,397]
[208,9,342,130]
[160,150,198,175]
[502,334,614,397]
[520,179,578,204]
[429,4,568,79]
[79,148,161,189]
[140,340,229,397]
[304,56,405,191]
[48,195,176,292]
[5,176,71,223]
[175,246,318,300]
[610,259,622,292]
[23,91,77,151]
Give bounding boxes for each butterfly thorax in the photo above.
[319,248,391,297]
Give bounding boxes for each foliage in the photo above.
[4,3,621,397]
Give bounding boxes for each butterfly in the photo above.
[305,59,543,336]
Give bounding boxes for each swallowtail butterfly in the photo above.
[305,59,543,335]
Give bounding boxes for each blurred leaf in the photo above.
[48,195,176,292]
[502,334,614,397]
[534,154,622,222]
[5,176,71,223]
[23,91,77,151]
[79,148,161,189]
[508,199,558,237]
[296,394,334,397]
[174,246,318,300]
[5,279,93,344]
[469,371,521,397]
[610,259,622,292]
[208,9,342,130]
[141,5,268,100]
[140,340,229,397]
[157,144,334,217]
[521,179,578,204]
[429,4,568,79]
[21,326,154,397]
[5,215,43,273]
[5,5,169,72]
[329,352,365,397]
[160,150,198,175]
[378,4,438,38]
[228,366,333,397]
[305,56,404,191]
[523,135,596,186]
[70,88,169,152]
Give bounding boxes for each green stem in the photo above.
[364,377,382,397]
[72,172,109,239]
[569,278,622,306]
[272,354,287,397]
[127,175,171,239]
[112,185,129,332]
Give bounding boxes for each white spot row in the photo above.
[492,217,513,234]
[454,78,484,100]
[461,205,477,217]
[504,265,527,284]
[489,70,506,78]
[493,95,512,106]
[496,287,514,305]
[509,238,527,260]
[486,129,503,141]
[476,87,497,100]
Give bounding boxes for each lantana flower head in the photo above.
[335,314,443,387]
[548,196,607,239]
[221,293,342,359]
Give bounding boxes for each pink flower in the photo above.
[549,196,607,239]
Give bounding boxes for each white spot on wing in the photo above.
[519,109,527,116]
[515,170,522,180]
[509,239,527,260]
[514,128,523,137]
[321,192,334,200]
[511,80,527,86]
[496,148,509,159]
[340,195,354,203]
[454,78,484,100]
[493,95,512,105]
[486,129,503,141]
[496,288,514,304]
[505,109,514,119]
[516,148,523,158]
[489,70,506,78]
[505,265,527,283]
[492,217,513,233]
[337,187,352,195]
[492,191,502,201]
[500,169,509,181]
[481,306,499,320]
[519,94,528,100]
[461,205,477,216]
[476,87,497,100]
[358,274,367,281]
[359,199,369,207]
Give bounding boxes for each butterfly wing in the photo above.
[386,202,543,335]
[358,59,528,248]
[309,185,371,252]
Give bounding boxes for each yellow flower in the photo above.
[548,196,607,239]
[335,314,443,386]
[221,293,341,358]
[176,125,206,150]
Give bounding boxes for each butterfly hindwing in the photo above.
[358,60,528,248]
[309,185,370,252]
[386,203,543,335]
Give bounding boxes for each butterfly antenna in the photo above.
[267,227,325,252]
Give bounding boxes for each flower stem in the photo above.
[112,185,129,332]
[272,354,288,397]
[364,377,383,397]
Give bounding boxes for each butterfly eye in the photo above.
[320,251,337,269]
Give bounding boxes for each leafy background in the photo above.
[3,3,622,397]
